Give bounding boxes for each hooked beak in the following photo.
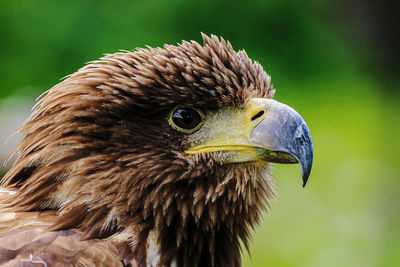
[185,98,313,187]
[249,99,313,187]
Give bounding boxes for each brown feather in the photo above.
[0,34,275,266]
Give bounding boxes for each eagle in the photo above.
[0,34,313,267]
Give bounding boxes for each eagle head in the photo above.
[2,34,313,267]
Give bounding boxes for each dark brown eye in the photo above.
[170,107,203,132]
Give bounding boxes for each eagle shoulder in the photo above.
[0,189,124,267]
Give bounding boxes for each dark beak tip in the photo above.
[300,157,312,188]
[302,174,309,188]
[298,124,313,188]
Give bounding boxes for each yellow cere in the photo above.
[185,99,267,163]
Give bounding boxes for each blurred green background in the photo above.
[0,1,399,266]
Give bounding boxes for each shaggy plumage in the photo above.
[0,34,311,267]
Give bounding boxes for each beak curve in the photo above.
[250,99,313,187]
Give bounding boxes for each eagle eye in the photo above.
[169,107,203,133]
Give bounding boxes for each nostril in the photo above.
[251,110,265,121]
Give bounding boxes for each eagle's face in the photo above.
[3,34,313,267]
